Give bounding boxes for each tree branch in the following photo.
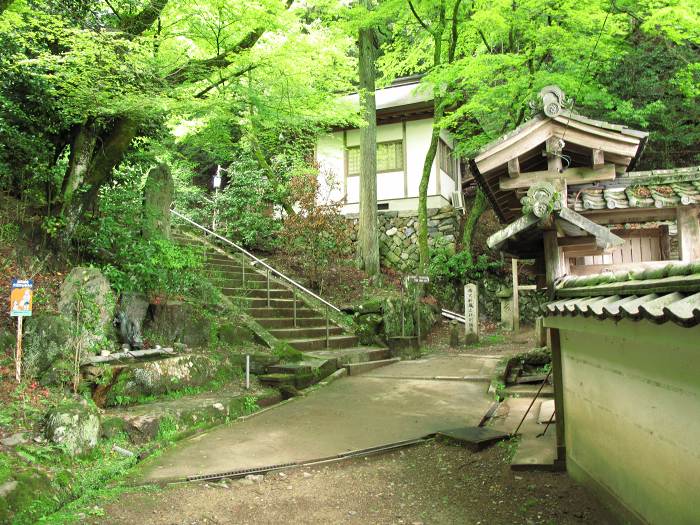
[119,0,168,37]
[407,0,433,35]
[166,27,265,85]
[477,28,492,53]
[194,64,257,98]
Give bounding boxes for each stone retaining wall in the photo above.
[347,206,461,271]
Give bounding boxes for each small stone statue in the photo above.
[114,311,144,350]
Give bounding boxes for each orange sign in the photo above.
[10,279,33,317]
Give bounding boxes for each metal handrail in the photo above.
[170,208,341,313]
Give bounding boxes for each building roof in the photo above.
[569,166,700,211]
[339,77,432,111]
[469,88,649,224]
[545,261,700,327]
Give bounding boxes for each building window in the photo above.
[439,139,458,182]
[347,140,404,176]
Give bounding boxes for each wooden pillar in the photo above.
[543,230,565,291]
[549,327,566,470]
[677,206,700,262]
[511,258,520,332]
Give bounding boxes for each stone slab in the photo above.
[345,358,401,376]
[537,399,556,424]
[135,375,492,484]
[362,355,499,380]
[436,426,509,451]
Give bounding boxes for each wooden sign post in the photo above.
[464,283,479,344]
[10,279,33,382]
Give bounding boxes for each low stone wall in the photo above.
[347,206,461,271]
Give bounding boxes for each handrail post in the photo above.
[267,269,271,307]
[293,288,297,328]
[242,259,246,288]
[325,305,330,349]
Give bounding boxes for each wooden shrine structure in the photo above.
[472,85,700,290]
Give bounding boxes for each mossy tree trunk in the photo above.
[411,0,463,271]
[462,187,488,260]
[357,0,380,276]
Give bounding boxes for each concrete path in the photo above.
[137,354,498,484]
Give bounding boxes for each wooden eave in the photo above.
[331,101,435,132]
[470,111,648,224]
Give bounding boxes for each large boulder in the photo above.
[44,398,101,456]
[147,301,213,348]
[142,163,175,239]
[58,267,115,351]
[21,313,73,384]
[90,353,241,407]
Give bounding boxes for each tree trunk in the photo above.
[417,113,441,271]
[57,118,138,247]
[462,187,488,260]
[357,6,380,277]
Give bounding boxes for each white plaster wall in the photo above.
[405,119,436,197]
[316,117,456,212]
[440,171,456,199]
[544,316,700,525]
[315,132,345,203]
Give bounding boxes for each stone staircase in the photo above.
[172,231,393,383]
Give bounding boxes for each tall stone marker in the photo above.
[142,163,175,239]
[464,283,479,344]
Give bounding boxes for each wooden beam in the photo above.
[546,136,563,174]
[512,258,520,332]
[543,230,566,290]
[677,206,700,262]
[561,246,605,257]
[558,207,625,250]
[581,206,677,225]
[549,328,567,467]
[507,157,520,178]
[499,164,616,190]
[592,149,604,167]
[557,235,596,247]
[487,213,540,250]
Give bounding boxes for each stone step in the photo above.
[305,347,392,366]
[345,357,401,376]
[269,326,345,339]
[285,334,359,351]
[248,307,320,318]
[216,279,269,290]
[267,359,337,379]
[256,317,328,329]
[229,297,310,309]
[211,269,268,281]
[222,288,293,299]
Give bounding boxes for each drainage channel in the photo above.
[184,436,433,483]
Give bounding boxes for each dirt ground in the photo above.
[94,441,613,525]
[424,319,536,356]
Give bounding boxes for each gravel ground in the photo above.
[94,441,613,525]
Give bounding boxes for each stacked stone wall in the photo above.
[347,206,461,272]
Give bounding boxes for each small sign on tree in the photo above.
[10,279,33,382]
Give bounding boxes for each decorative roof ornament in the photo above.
[538,85,570,118]
[521,181,562,218]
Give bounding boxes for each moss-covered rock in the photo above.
[147,301,215,348]
[217,322,256,346]
[354,313,383,345]
[22,313,72,382]
[44,398,101,456]
[92,353,241,407]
